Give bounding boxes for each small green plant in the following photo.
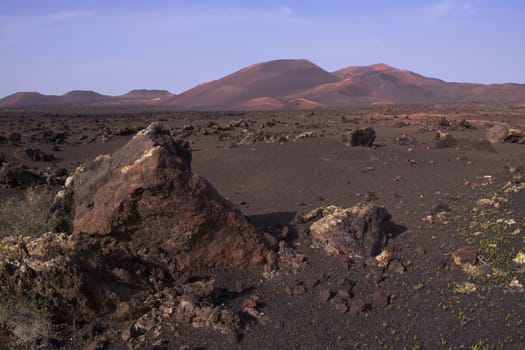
[0,187,57,239]
[412,283,424,291]
[0,297,54,346]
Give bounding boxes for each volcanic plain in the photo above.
[0,103,524,349]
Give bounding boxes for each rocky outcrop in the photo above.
[486,123,525,144]
[308,204,391,258]
[350,128,376,147]
[434,130,457,149]
[0,122,266,322]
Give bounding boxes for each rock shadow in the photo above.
[247,211,299,242]
[246,211,296,227]
[385,221,407,239]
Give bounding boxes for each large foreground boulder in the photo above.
[309,204,392,258]
[68,122,265,271]
[486,123,525,144]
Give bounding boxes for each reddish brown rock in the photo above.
[388,259,406,274]
[68,122,266,272]
[373,288,389,307]
[454,246,477,266]
[331,298,349,313]
[319,289,332,303]
[349,299,367,315]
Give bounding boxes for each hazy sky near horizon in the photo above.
[1,0,524,97]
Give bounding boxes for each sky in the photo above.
[1,0,524,97]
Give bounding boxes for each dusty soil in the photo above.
[1,103,525,349]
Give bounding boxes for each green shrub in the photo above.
[0,187,56,239]
[0,297,54,346]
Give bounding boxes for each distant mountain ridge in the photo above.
[1,59,524,109]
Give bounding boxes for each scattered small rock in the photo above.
[459,119,475,129]
[349,299,367,315]
[331,298,349,314]
[508,279,524,293]
[454,282,477,294]
[454,246,477,266]
[434,130,457,149]
[513,252,525,265]
[319,289,332,303]
[388,259,406,274]
[373,289,389,307]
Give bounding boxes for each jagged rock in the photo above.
[439,117,450,127]
[454,246,477,266]
[486,123,525,144]
[434,130,457,149]
[459,119,475,129]
[8,132,21,145]
[394,133,414,145]
[350,128,375,147]
[309,204,392,258]
[0,233,118,321]
[67,122,265,272]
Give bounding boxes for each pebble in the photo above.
[373,289,389,307]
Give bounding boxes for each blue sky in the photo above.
[0,0,524,97]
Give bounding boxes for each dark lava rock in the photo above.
[431,202,451,214]
[309,204,392,258]
[459,119,475,129]
[8,132,21,144]
[388,259,406,274]
[14,148,55,162]
[349,299,367,315]
[0,162,46,188]
[30,130,67,144]
[439,117,450,127]
[350,128,375,147]
[434,130,457,149]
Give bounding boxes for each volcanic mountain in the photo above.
[0,90,109,107]
[120,89,174,100]
[161,59,339,109]
[2,59,525,109]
